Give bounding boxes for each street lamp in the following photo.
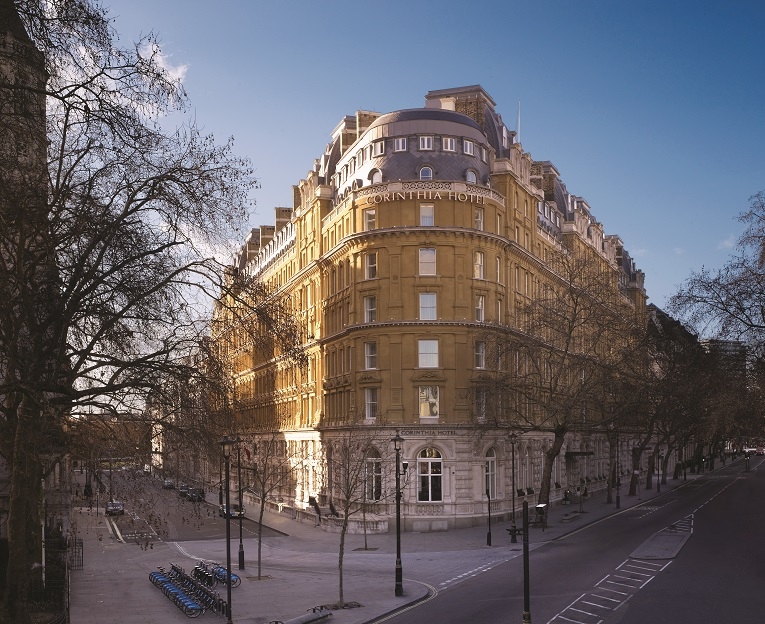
[509,432,518,543]
[392,430,404,597]
[237,441,245,570]
[219,435,235,624]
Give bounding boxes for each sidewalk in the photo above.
[68,464,725,624]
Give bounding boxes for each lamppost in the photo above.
[615,432,621,510]
[219,435,235,624]
[522,501,532,624]
[392,430,404,597]
[486,488,492,546]
[237,441,245,570]
[509,432,518,543]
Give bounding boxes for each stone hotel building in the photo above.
[213,86,646,531]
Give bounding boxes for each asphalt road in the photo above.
[381,457,763,624]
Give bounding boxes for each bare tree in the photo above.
[472,240,644,507]
[321,420,393,608]
[0,2,299,619]
[239,429,298,580]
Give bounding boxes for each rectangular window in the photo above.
[496,256,501,284]
[474,207,484,231]
[442,137,455,152]
[419,136,433,150]
[420,203,434,226]
[418,456,442,502]
[419,292,437,320]
[463,139,474,156]
[485,454,496,497]
[364,208,376,231]
[473,251,484,279]
[365,456,382,501]
[364,387,378,419]
[373,140,385,156]
[363,296,376,323]
[497,297,503,323]
[365,252,377,279]
[475,295,485,322]
[475,341,486,369]
[418,339,439,368]
[481,146,488,162]
[394,137,407,152]
[364,342,377,369]
[357,149,364,166]
[419,247,436,275]
[419,386,439,418]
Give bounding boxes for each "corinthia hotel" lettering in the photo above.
[363,190,486,205]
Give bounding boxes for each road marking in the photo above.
[547,558,672,623]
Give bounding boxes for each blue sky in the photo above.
[105,0,765,308]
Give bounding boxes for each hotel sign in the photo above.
[362,190,486,205]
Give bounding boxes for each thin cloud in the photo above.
[673,247,684,256]
[717,235,735,250]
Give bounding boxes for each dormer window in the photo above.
[373,140,385,156]
[466,170,477,184]
[442,137,455,152]
[394,137,407,152]
[419,166,433,181]
[370,169,382,184]
[463,140,475,156]
[419,136,433,150]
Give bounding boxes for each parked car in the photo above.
[188,487,205,502]
[178,484,189,497]
[219,504,245,518]
[162,478,175,489]
[757,448,764,456]
[105,501,124,516]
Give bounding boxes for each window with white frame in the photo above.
[474,206,484,230]
[418,386,439,418]
[485,448,496,498]
[418,339,438,368]
[481,146,488,162]
[463,139,474,156]
[417,448,442,502]
[364,208,376,231]
[394,137,407,152]
[364,387,378,419]
[442,137,455,151]
[473,251,484,279]
[419,292,437,320]
[371,169,382,184]
[419,247,436,275]
[419,166,433,181]
[475,294,485,322]
[475,341,486,369]
[364,342,377,369]
[373,140,385,156]
[365,252,377,279]
[420,203,434,226]
[365,449,382,500]
[363,296,376,323]
[419,136,433,150]
[357,149,364,166]
[496,256,501,283]
[466,170,477,184]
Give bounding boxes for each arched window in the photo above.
[485,448,496,498]
[370,169,382,184]
[417,448,442,501]
[466,170,477,184]
[365,448,382,501]
[419,166,433,181]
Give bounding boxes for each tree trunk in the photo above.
[628,446,642,496]
[2,401,43,624]
[338,516,348,607]
[257,498,266,579]
[538,427,566,507]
